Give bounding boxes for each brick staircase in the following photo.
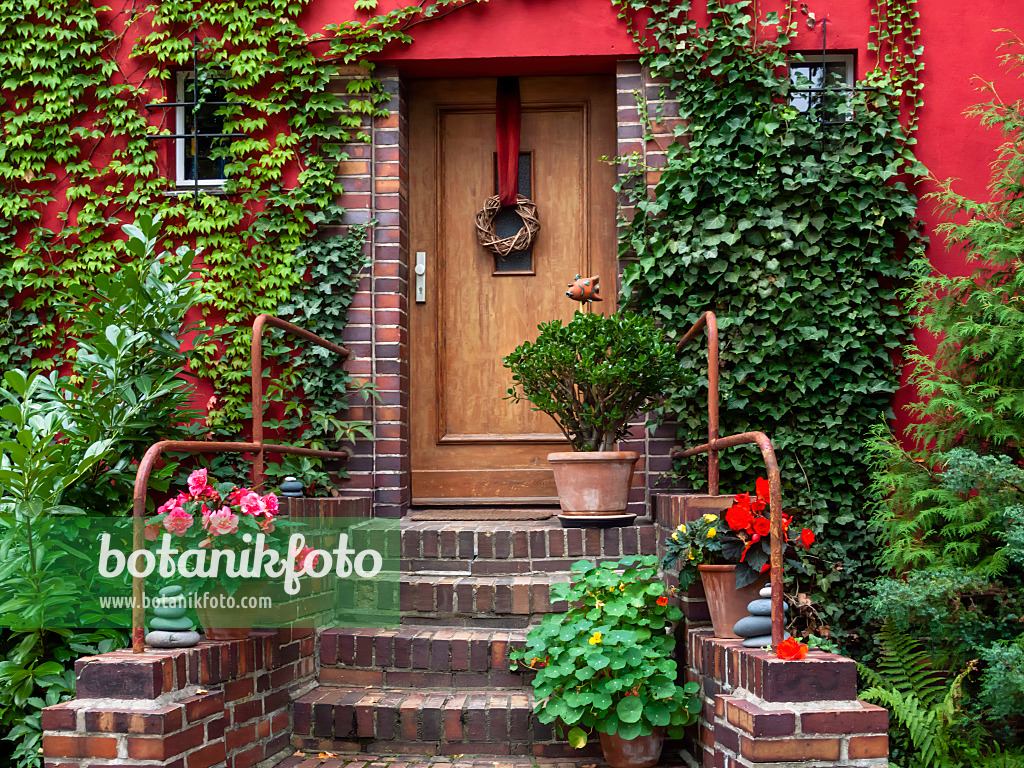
[288,518,659,759]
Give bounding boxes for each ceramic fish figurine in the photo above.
[566,274,602,302]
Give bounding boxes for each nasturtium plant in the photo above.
[510,556,701,746]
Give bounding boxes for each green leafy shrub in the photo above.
[864,33,1024,761]
[504,311,685,452]
[612,0,925,646]
[510,556,701,747]
[0,216,205,766]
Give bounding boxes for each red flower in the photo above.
[656,595,669,606]
[731,492,752,513]
[725,504,753,532]
[751,517,771,537]
[775,637,808,660]
[800,528,815,548]
[755,476,770,501]
[760,563,770,573]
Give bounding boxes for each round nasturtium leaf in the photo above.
[616,696,643,723]
[568,726,588,749]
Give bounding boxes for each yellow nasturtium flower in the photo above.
[707,528,717,538]
[589,632,602,645]
[703,514,717,522]
[671,532,679,540]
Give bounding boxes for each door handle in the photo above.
[415,251,426,303]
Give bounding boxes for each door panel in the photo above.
[410,76,617,504]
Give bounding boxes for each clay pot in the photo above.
[599,727,665,768]
[547,451,639,515]
[196,583,265,641]
[697,564,768,639]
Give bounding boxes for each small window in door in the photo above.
[492,151,534,275]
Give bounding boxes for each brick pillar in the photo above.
[686,630,889,767]
[368,67,411,519]
[41,634,316,768]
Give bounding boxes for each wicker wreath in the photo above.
[474,194,540,256]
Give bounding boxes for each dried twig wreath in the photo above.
[475,194,540,256]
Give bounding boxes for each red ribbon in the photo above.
[495,76,521,208]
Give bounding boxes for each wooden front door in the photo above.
[409,76,617,504]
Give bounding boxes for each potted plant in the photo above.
[511,556,701,768]
[504,310,685,523]
[661,477,815,638]
[144,468,310,640]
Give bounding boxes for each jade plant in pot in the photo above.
[503,310,685,522]
[511,556,701,768]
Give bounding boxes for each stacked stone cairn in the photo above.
[732,585,792,648]
[280,476,304,498]
[146,585,200,648]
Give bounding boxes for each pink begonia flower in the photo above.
[263,493,279,517]
[207,507,239,536]
[163,507,194,536]
[259,517,275,534]
[157,496,182,516]
[296,546,319,571]
[240,491,265,516]
[144,523,161,541]
[198,538,213,549]
[201,507,212,530]
[187,468,210,497]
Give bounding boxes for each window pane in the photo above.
[183,79,230,181]
[492,152,533,273]
[789,58,851,117]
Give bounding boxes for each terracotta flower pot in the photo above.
[697,564,768,639]
[547,451,639,515]
[599,727,665,768]
[196,582,265,641]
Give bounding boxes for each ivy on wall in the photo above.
[614,0,925,647]
[0,0,479,440]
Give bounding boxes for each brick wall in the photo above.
[41,632,316,768]
[652,494,890,768]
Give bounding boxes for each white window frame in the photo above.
[175,71,229,188]
[788,53,855,116]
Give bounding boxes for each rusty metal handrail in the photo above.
[671,312,786,646]
[129,314,352,653]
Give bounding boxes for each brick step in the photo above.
[401,519,658,575]
[320,627,530,689]
[291,686,601,758]
[275,755,618,768]
[399,573,569,628]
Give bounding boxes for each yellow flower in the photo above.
[707,528,717,538]
[671,532,679,540]
[688,549,695,560]
[676,524,685,531]
[703,514,717,522]
[589,632,602,645]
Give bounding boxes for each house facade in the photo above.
[314,0,1024,518]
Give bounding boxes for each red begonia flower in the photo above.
[775,637,809,660]
[801,528,816,548]
[755,476,770,501]
[726,505,753,532]
[751,517,771,537]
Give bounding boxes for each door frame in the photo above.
[348,61,658,519]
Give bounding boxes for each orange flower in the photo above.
[656,595,669,606]
[775,637,808,660]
